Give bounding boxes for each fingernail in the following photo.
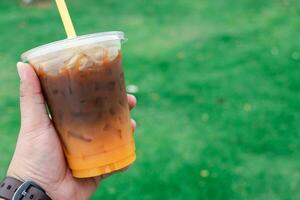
[131,119,136,132]
[17,62,26,81]
[129,94,137,104]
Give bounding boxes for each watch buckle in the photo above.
[12,181,45,200]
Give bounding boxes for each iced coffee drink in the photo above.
[21,32,136,178]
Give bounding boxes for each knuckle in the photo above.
[20,92,45,106]
[20,82,44,104]
[19,81,27,98]
[21,117,53,135]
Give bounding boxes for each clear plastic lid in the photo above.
[21,31,125,62]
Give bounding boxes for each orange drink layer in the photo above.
[21,32,136,178]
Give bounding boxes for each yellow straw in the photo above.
[55,0,77,38]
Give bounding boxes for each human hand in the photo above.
[6,62,137,200]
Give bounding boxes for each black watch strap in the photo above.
[0,177,52,200]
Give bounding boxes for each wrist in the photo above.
[7,167,53,196]
[0,176,52,200]
[6,158,65,200]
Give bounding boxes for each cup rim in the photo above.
[21,31,125,62]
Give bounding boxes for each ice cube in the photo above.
[84,47,105,64]
[65,53,81,69]
[31,51,74,75]
[108,47,119,61]
[78,54,93,70]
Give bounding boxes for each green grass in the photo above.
[0,0,300,199]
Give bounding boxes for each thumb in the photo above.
[17,62,50,133]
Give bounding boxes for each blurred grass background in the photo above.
[0,0,300,199]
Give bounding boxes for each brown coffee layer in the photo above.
[35,52,132,156]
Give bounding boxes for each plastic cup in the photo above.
[21,32,136,178]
